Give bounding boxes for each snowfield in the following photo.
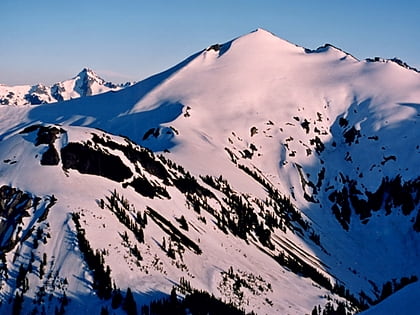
[0,28,418,314]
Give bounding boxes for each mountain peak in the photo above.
[0,68,131,105]
[240,27,282,41]
[251,27,274,35]
[75,67,101,80]
[229,27,301,53]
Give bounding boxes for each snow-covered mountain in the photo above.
[0,28,419,314]
[0,68,133,106]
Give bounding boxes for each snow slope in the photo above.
[0,28,418,314]
[361,281,420,315]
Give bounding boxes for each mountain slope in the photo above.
[0,68,133,106]
[0,125,341,314]
[0,28,419,314]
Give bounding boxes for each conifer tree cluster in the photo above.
[237,164,309,231]
[375,275,418,304]
[311,301,348,315]
[16,264,29,293]
[201,173,303,250]
[125,176,170,199]
[147,207,201,255]
[0,252,7,289]
[275,251,332,291]
[329,175,420,231]
[142,287,247,315]
[105,190,146,243]
[101,287,138,315]
[0,185,42,253]
[71,213,112,299]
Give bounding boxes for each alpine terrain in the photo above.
[0,68,133,106]
[0,29,419,315]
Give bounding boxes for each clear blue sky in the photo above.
[1,0,419,85]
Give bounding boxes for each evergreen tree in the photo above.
[170,287,177,305]
[336,302,347,314]
[140,305,149,315]
[112,288,123,309]
[380,281,393,300]
[16,264,28,291]
[12,292,24,315]
[123,288,137,315]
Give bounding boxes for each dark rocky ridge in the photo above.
[61,143,133,182]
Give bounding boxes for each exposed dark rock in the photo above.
[207,44,220,52]
[61,143,133,182]
[51,84,65,102]
[316,167,326,189]
[316,112,323,122]
[328,176,420,229]
[75,69,94,97]
[389,58,419,73]
[19,124,43,134]
[0,186,42,252]
[143,128,158,140]
[250,126,258,137]
[91,134,171,182]
[343,126,361,144]
[36,126,65,146]
[339,117,349,127]
[125,176,170,199]
[241,149,253,159]
[381,155,397,165]
[41,144,60,165]
[25,94,44,105]
[309,136,325,154]
[19,124,66,146]
[301,119,310,134]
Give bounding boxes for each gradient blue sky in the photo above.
[1,0,419,85]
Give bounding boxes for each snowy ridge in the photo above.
[0,28,418,314]
[0,68,134,106]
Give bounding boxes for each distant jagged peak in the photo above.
[74,67,105,83]
[0,67,132,105]
[73,68,110,97]
[72,67,135,89]
[77,67,97,76]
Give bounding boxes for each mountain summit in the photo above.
[0,68,134,106]
[71,67,120,98]
[0,30,418,314]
